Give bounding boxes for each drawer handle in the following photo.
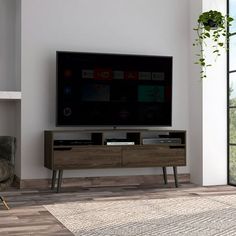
[169,146,184,149]
[54,147,72,151]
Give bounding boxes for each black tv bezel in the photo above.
[56,51,173,127]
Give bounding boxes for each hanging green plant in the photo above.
[193,10,234,79]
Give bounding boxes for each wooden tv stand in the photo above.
[44,129,186,192]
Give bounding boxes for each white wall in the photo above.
[189,0,203,185]
[0,0,17,90]
[188,0,228,185]
[0,0,228,185]
[20,0,190,179]
[14,0,21,178]
[0,102,17,136]
[202,0,227,185]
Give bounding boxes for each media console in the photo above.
[44,129,186,192]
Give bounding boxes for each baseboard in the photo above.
[16,174,190,189]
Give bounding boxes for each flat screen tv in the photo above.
[56,51,172,126]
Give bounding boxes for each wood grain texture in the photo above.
[0,184,236,235]
[44,131,53,169]
[44,129,186,192]
[122,145,186,167]
[45,130,186,170]
[54,146,122,169]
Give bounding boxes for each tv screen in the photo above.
[56,51,172,126]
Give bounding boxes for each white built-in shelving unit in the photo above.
[0,1,21,178]
[0,91,21,100]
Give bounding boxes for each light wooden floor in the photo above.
[0,183,236,235]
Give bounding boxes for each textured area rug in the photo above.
[44,195,236,236]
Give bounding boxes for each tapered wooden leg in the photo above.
[0,196,10,210]
[57,170,63,193]
[51,170,57,190]
[173,166,179,188]
[162,167,167,184]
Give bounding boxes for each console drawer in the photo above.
[122,145,185,167]
[53,146,121,169]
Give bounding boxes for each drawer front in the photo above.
[53,146,121,169]
[122,145,186,167]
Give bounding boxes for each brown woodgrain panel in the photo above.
[122,145,186,167]
[54,146,122,169]
[44,130,187,172]
[44,131,53,169]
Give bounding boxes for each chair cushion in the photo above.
[0,136,16,164]
[0,159,13,182]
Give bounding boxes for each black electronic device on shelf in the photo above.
[56,51,172,126]
[54,139,94,146]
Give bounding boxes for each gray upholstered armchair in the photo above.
[0,136,16,209]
